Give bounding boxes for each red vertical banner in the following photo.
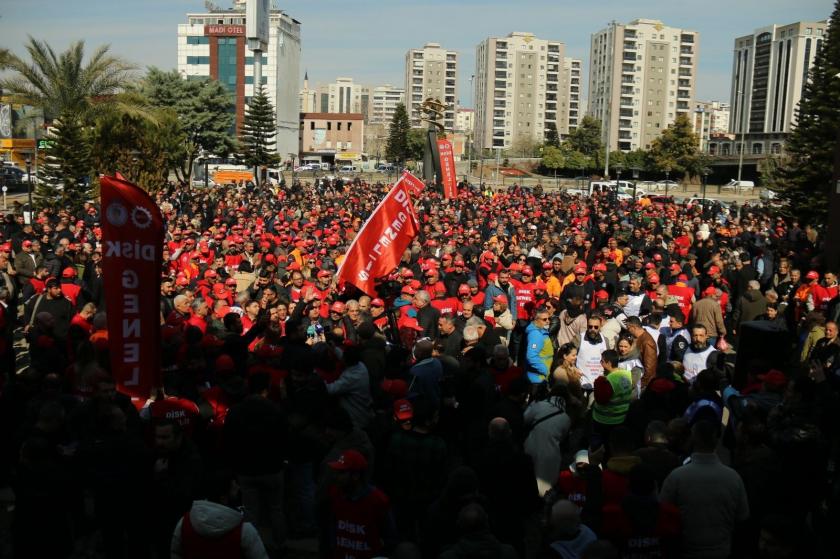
[437,138,458,198]
[336,173,421,296]
[100,175,165,405]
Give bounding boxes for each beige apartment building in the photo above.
[369,84,405,126]
[299,112,364,164]
[588,19,699,152]
[404,43,458,130]
[474,32,581,152]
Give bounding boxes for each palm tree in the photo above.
[0,38,145,123]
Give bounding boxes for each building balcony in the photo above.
[679,79,691,87]
[679,69,692,77]
[621,86,634,95]
[677,101,689,110]
[624,42,637,50]
[622,76,635,84]
[680,47,694,55]
[622,64,635,73]
[619,119,632,128]
[681,34,694,43]
[624,30,637,38]
[620,97,634,107]
[619,108,633,117]
[680,58,692,66]
[619,131,632,139]
[623,53,637,61]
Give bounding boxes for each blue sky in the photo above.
[1,0,833,104]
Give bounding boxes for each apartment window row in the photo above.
[187,56,210,65]
[186,36,210,45]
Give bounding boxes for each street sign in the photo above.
[37,140,54,150]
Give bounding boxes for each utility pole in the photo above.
[736,89,747,194]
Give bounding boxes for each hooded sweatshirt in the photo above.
[171,500,268,559]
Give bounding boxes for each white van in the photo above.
[339,165,360,173]
[722,179,755,191]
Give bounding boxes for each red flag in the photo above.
[402,170,425,196]
[336,174,420,296]
[100,175,165,405]
[437,139,458,199]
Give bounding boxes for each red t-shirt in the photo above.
[601,501,682,558]
[151,396,201,435]
[328,485,391,559]
[511,279,536,319]
[557,470,588,509]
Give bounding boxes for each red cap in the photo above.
[542,262,553,270]
[398,316,423,331]
[327,449,368,471]
[204,269,218,279]
[574,264,587,274]
[758,369,788,388]
[653,253,662,262]
[215,354,235,373]
[535,279,547,291]
[393,398,413,421]
[330,301,346,313]
[225,277,237,287]
[645,262,656,270]
[22,240,32,248]
[806,270,819,281]
[521,266,534,276]
[370,298,385,308]
[649,274,660,284]
[401,285,416,295]
[708,266,721,276]
[670,263,681,272]
[677,273,688,281]
[593,263,607,272]
[175,277,189,287]
[492,294,507,304]
[317,269,332,279]
[286,261,301,271]
[703,286,717,297]
[61,267,76,278]
[401,269,414,278]
[595,289,610,300]
[458,284,471,295]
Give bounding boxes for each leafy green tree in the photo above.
[386,103,411,164]
[142,68,235,186]
[239,85,279,182]
[541,145,565,170]
[647,114,701,179]
[565,116,603,169]
[624,148,650,172]
[0,38,141,122]
[770,0,840,221]
[38,115,92,211]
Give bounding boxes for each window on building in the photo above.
[327,122,332,130]
[186,36,209,45]
[310,122,315,130]
[337,122,342,131]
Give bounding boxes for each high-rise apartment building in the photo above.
[404,43,457,130]
[177,3,301,156]
[727,20,827,155]
[316,77,370,121]
[368,85,405,127]
[588,19,699,152]
[474,32,582,152]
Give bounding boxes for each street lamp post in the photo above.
[631,166,640,202]
[289,153,297,187]
[736,89,747,194]
[664,166,671,196]
[25,156,33,215]
[702,167,710,201]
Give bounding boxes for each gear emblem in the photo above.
[131,206,153,229]
[106,203,128,227]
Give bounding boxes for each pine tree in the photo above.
[771,0,840,222]
[386,103,411,165]
[545,123,560,148]
[239,85,279,180]
[38,114,92,212]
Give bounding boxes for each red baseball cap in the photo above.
[328,449,368,471]
[317,270,332,279]
[521,266,534,276]
[61,267,76,278]
[593,263,607,272]
[758,369,787,388]
[401,285,416,295]
[398,316,423,331]
[708,266,721,276]
[542,262,553,270]
[806,270,820,281]
[492,294,507,304]
[330,301,346,314]
[371,298,385,308]
[458,284,471,295]
[393,399,413,421]
[595,289,610,300]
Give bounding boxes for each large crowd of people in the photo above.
[0,176,837,559]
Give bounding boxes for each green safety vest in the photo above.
[592,368,633,425]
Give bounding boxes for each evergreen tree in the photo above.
[771,0,840,222]
[565,116,603,169]
[239,85,279,180]
[545,123,560,148]
[386,103,411,164]
[38,115,92,212]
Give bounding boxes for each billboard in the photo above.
[246,0,270,50]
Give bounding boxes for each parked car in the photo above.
[721,179,755,191]
[0,166,26,191]
[760,188,778,202]
[654,180,680,192]
[376,164,397,173]
[294,163,321,172]
[338,165,360,173]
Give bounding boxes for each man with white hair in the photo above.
[413,289,440,339]
[732,279,768,332]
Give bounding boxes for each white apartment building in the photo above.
[455,108,475,134]
[693,101,730,152]
[588,19,699,152]
[317,77,370,120]
[724,20,827,156]
[404,43,458,130]
[177,5,301,156]
[474,32,581,152]
[368,84,405,127]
